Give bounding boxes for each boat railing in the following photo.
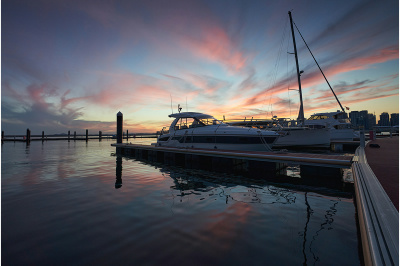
[160,127,169,135]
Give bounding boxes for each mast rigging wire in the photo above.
[293,22,345,112]
[260,17,289,117]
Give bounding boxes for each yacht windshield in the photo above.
[173,117,224,130]
[197,117,223,126]
[308,115,328,120]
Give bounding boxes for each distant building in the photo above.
[349,110,374,129]
[378,112,390,126]
[368,113,376,129]
[390,113,399,126]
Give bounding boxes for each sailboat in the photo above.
[285,11,357,141]
[229,11,332,148]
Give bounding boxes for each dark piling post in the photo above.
[42,131,44,142]
[86,129,89,142]
[117,111,123,144]
[126,130,129,141]
[2,131,4,144]
[74,131,76,141]
[26,128,31,144]
[99,131,102,141]
[68,130,70,142]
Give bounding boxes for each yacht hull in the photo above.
[157,134,278,152]
[273,128,330,148]
[329,128,357,141]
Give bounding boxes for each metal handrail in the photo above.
[352,144,399,266]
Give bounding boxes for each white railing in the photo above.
[352,143,399,265]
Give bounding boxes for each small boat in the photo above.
[305,111,359,140]
[156,112,280,151]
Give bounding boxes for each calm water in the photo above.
[2,139,361,265]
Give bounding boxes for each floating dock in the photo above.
[112,143,353,179]
[112,143,352,167]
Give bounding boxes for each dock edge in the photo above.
[352,145,399,266]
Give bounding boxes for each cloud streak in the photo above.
[2,0,398,133]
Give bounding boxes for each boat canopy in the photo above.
[168,112,215,119]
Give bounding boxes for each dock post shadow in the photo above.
[115,156,122,189]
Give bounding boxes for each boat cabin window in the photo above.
[197,118,222,126]
[308,115,329,120]
[334,124,352,129]
[174,118,196,130]
[174,117,222,130]
[307,125,325,129]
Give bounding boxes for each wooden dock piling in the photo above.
[68,131,70,142]
[26,128,31,143]
[2,131,4,144]
[117,111,123,144]
[74,131,76,140]
[99,131,102,141]
[42,131,44,142]
[86,129,88,142]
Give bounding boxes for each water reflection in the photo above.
[114,153,352,199]
[112,154,357,264]
[25,141,30,154]
[115,156,122,189]
[300,193,340,265]
[1,141,360,265]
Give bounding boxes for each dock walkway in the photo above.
[365,136,399,210]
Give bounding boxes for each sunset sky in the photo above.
[2,0,399,134]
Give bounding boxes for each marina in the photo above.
[2,2,398,265]
[112,111,399,265]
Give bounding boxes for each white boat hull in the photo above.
[273,128,330,148]
[329,128,357,141]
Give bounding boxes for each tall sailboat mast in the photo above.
[288,11,304,124]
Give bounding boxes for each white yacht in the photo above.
[156,112,280,151]
[305,111,358,140]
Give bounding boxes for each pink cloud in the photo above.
[235,45,399,111]
[61,90,88,110]
[182,26,249,73]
